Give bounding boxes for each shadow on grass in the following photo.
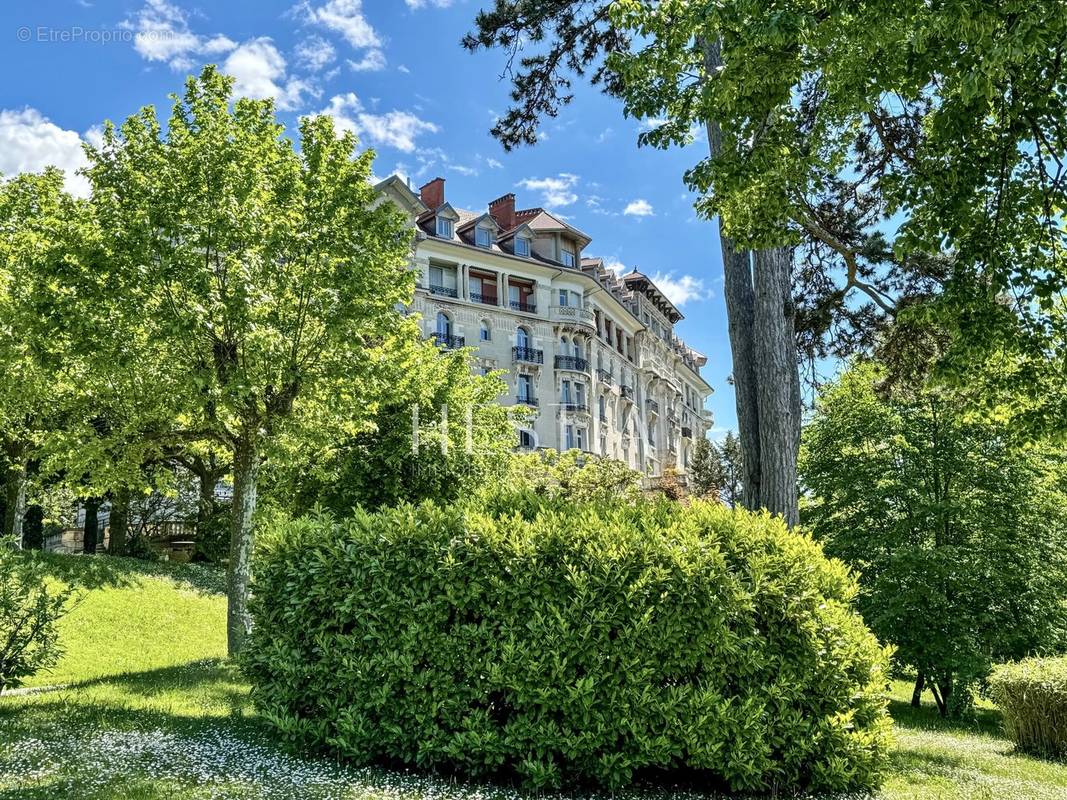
[32,551,225,596]
[888,697,1002,737]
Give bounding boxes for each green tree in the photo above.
[687,436,718,498]
[273,339,515,513]
[800,362,1067,716]
[464,3,802,525]
[693,431,744,506]
[75,67,413,654]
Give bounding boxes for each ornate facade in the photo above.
[377,175,714,477]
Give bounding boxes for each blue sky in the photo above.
[0,0,735,437]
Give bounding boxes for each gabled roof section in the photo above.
[456,211,500,234]
[497,221,535,241]
[623,269,684,323]
[373,174,428,216]
[513,207,592,248]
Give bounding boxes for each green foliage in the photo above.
[690,432,744,505]
[270,340,514,512]
[989,658,1067,759]
[800,362,1067,716]
[500,448,642,505]
[0,542,69,691]
[244,499,892,793]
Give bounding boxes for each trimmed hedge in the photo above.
[243,499,891,792]
[989,657,1067,758]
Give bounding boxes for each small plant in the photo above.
[0,540,69,692]
[989,657,1067,758]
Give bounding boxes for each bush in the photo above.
[244,499,891,792]
[989,658,1067,758]
[0,540,69,691]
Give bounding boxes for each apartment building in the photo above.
[376,174,714,477]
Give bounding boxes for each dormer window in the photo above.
[436,217,453,238]
[561,247,575,267]
[475,227,493,248]
[515,236,530,257]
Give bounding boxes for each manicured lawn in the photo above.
[2,553,1065,799]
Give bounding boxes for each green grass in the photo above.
[2,553,1066,799]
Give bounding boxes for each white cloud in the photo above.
[348,49,386,72]
[0,108,93,197]
[294,35,336,72]
[318,93,438,152]
[517,173,579,208]
[486,157,503,169]
[397,64,411,74]
[299,0,380,48]
[649,272,710,306]
[122,0,235,71]
[595,127,613,143]
[405,0,453,7]
[224,39,308,111]
[603,258,627,274]
[623,198,654,217]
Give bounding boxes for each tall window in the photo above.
[564,425,575,450]
[518,374,533,401]
[476,226,492,248]
[561,248,575,267]
[517,326,530,348]
[480,321,491,341]
[519,429,535,449]
[575,383,586,407]
[515,236,530,256]
[576,427,586,450]
[558,289,569,306]
[561,379,572,403]
[436,312,451,337]
[598,395,606,420]
[436,217,453,238]
[572,339,581,358]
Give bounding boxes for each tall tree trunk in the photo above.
[912,671,925,708]
[3,462,28,548]
[196,460,220,534]
[82,496,101,554]
[227,436,260,656]
[109,487,130,557]
[701,38,801,525]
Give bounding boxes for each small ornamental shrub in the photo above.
[243,499,892,792]
[989,658,1067,758]
[0,541,69,692]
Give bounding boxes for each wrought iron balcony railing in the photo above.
[429,284,458,298]
[554,355,588,371]
[510,300,537,313]
[513,346,544,364]
[470,292,498,306]
[596,368,614,385]
[516,395,539,406]
[561,401,588,413]
[433,333,465,349]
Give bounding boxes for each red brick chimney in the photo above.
[419,177,445,210]
[488,193,516,230]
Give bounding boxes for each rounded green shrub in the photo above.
[243,499,892,792]
[989,657,1067,758]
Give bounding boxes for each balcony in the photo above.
[433,333,465,349]
[510,300,537,314]
[646,399,660,414]
[549,305,596,330]
[620,384,634,401]
[516,395,539,407]
[596,368,614,386]
[681,426,693,439]
[513,346,544,364]
[429,284,458,298]
[554,355,588,372]
[561,401,588,413]
[470,291,498,306]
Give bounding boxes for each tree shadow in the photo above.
[888,697,1002,737]
[32,551,225,596]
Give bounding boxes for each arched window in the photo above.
[436,312,451,337]
[572,338,582,358]
[598,394,606,420]
[517,326,530,348]
[518,429,535,449]
[480,320,491,341]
